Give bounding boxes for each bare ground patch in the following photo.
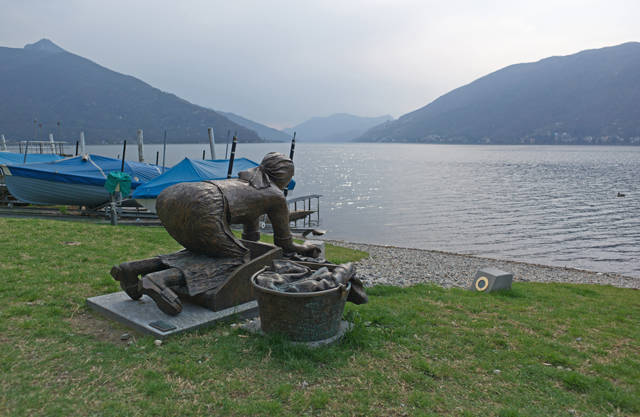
[66,309,138,345]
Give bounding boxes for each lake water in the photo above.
[87,143,640,278]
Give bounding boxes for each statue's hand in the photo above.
[295,242,321,258]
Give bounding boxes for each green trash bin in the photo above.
[105,172,132,197]
[105,172,132,225]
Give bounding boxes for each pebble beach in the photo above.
[325,240,640,290]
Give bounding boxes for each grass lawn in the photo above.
[0,217,638,416]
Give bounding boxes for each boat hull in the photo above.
[3,173,111,207]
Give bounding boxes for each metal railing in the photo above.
[287,194,322,228]
[17,140,68,156]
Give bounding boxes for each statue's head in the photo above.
[260,152,294,189]
[239,152,294,190]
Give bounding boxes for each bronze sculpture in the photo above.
[111,153,321,315]
[157,152,320,259]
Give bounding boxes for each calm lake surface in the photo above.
[88,143,640,278]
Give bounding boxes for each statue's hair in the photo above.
[260,152,294,188]
[238,152,294,189]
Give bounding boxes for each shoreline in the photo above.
[323,240,640,290]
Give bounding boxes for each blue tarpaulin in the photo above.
[0,152,64,164]
[132,158,260,199]
[4,154,162,188]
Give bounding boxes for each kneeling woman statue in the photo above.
[157,152,319,259]
[111,152,320,315]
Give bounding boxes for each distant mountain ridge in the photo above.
[360,42,640,145]
[219,111,291,142]
[285,113,393,142]
[0,39,262,144]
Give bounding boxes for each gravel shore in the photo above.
[325,240,640,290]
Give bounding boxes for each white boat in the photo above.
[1,154,161,207]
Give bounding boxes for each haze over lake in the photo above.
[85,143,640,278]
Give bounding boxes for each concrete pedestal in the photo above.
[87,292,258,339]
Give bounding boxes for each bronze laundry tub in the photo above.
[251,266,350,342]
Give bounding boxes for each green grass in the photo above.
[0,217,639,416]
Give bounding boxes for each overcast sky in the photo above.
[1,0,639,128]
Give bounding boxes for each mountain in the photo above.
[0,39,261,144]
[360,42,640,145]
[284,113,393,142]
[219,111,291,142]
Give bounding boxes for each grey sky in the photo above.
[1,0,638,128]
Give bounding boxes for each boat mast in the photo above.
[284,132,296,196]
[162,130,167,173]
[121,140,127,172]
[227,135,238,178]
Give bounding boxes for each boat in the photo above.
[0,152,66,202]
[1,154,162,207]
[132,157,260,213]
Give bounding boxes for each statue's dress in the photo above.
[155,181,248,295]
[156,181,248,258]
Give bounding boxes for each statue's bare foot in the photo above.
[141,276,183,316]
[110,265,143,300]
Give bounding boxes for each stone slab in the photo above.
[241,318,352,348]
[87,291,258,339]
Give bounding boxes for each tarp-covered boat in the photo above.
[132,157,260,213]
[1,154,162,207]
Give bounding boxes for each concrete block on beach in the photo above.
[470,267,513,292]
